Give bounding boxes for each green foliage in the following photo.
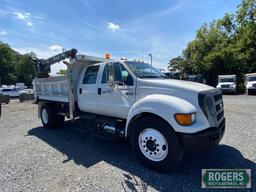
[0,42,35,86]
[57,69,67,75]
[169,0,256,86]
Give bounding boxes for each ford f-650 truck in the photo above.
[33,49,225,172]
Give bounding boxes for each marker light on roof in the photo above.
[105,53,110,59]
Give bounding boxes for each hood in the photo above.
[247,81,256,85]
[136,79,216,107]
[218,82,235,85]
[138,79,215,93]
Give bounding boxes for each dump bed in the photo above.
[33,76,69,102]
[33,54,112,103]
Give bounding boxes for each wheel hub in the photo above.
[138,128,168,162]
[42,108,48,124]
[146,140,157,151]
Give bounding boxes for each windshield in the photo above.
[247,76,256,81]
[125,61,166,79]
[219,78,235,83]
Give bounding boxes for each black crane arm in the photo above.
[33,48,77,77]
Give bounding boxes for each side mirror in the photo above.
[108,81,117,90]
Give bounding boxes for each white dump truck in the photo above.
[33,49,225,172]
[217,75,236,94]
[245,73,256,95]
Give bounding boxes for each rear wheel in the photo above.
[41,104,64,129]
[130,116,184,172]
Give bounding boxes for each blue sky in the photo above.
[0,0,240,73]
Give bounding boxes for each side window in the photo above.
[102,63,123,84]
[83,65,100,84]
[102,65,109,84]
[113,63,123,83]
[101,63,133,86]
[121,65,133,86]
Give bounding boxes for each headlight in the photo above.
[174,113,196,126]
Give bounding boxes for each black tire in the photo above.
[41,104,64,129]
[130,116,184,172]
[56,115,65,127]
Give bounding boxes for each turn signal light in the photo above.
[174,113,196,126]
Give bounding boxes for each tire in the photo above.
[41,104,64,129]
[130,116,184,172]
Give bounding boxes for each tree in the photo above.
[15,54,36,86]
[0,42,18,84]
[0,42,36,86]
[169,0,256,86]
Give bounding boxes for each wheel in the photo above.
[41,105,64,129]
[130,116,183,172]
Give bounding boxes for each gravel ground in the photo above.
[0,95,255,192]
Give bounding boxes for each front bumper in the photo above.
[178,118,225,154]
[219,88,236,93]
[248,88,256,94]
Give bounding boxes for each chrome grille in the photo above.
[221,84,230,88]
[199,90,224,127]
[214,92,224,125]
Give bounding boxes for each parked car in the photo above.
[217,75,236,94]
[0,87,27,97]
[187,74,203,83]
[245,73,256,95]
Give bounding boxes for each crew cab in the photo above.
[33,50,225,172]
[245,73,256,95]
[217,75,236,94]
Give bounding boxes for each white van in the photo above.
[245,73,256,94]
[217,75,236,94]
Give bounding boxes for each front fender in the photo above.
[125,94,208,137]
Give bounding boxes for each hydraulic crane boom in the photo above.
[33,48,77,77]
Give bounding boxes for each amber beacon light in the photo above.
[105,53,110,59]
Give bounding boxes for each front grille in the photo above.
[214,93,222,102]
[253,84,256,88]
[221,84,230,88]
[217,110,224,121]
[199,90,224,127]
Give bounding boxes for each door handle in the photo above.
[98,88,101,95]
[79,88,82,94]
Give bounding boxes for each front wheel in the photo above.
[130,116,184,172]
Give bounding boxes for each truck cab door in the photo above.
[77,64,100,114]
[98,62,136,119]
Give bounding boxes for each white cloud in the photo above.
[49,45,63,52]
[108,22,120,32]
[27,22,32,26]
[0,30,7,35]
[13,12,30,20]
